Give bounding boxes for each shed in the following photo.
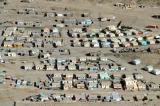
[99,72,110,80]
[137,81,146,91]
[147,40,155,45]
[111,43,119,48]
[57,65,65,71]
[133,73,143,80]
[100,57,108,62]
[144,65,153,72]
[23,63,33,70]
[68,64,76,71]
[130,59,141,65]
[152,69,160,75]
[77,83,85,89]
[122,42,131,47]
[79,57,87,62]
[34,63,44,70]
[101,81,111,89]
[130,41,138,47]
[110,92,122,102]
[46,65,54,71]
[80,19,92,26]
[138,40,147,46]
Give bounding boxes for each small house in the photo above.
[122,42,131,47]
[130,41,138,47]
[68,64,76,71]
[0,71,6,84]
[137,81,146,91]
[7,52,17,57]
[80,19,92,26]
[88,66,98,72]
[57,65,65,71]
[87,94,98,102]
[77,83,85,89]
[46,65,54,71]
[79,57,87,62]
[138,40,147,46]
[23,63,33,70]
[133,73,143,80]
[51,82,61,90]
[126,37,135,42]
[34,63,44,70]
[78,64,88,71]
[99,72,110,80]
[130,59,141,65]
[101,41,111,48]
[111,43,119,48]
[147,83,160,91]
[83,41,90,47]
[108,33,115,38]
[86,81,98,90]
[144,65,153,72]
[98,33,105,38]
[88,73,97,79]
[136,36,143,41]
[3,41,14,48]
[42,53,50,59]
[145,35,154,40]
[13,42,23,48]
[147,40,155,45]
[76,73,86,80]
[124,78,138,91]
[151,69,160,75]
[63,73,73,80]
[63,82,73,90]
[86,56,98,61]
[100,57,108,62]
[101,81,111,89]
[110,92,122,102]
[113,82,122,89]
[45,12,55,17]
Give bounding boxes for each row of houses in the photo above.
[2,27,61,37]
[2,69,160,95]
[68,25,153,38]
[17,7,90,18]
[9,72,159,92]
[24,92,122,102]
[21,56,125,72]
[69,25,159,48]
[71,34,160,48]
[24,92,160,103]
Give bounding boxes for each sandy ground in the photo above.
[0,0,160,106]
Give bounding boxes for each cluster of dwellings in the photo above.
[36,72,160,91]
[15,7,94,27]
[0,48,70,60]
[24,92,122,102]
[0,27,63,49]
[24,92,160,103]
[9,72,160,92]
[21,56,126,72]
[70,25,160,48]
[114,1,137,9]
[34,73,147,91]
